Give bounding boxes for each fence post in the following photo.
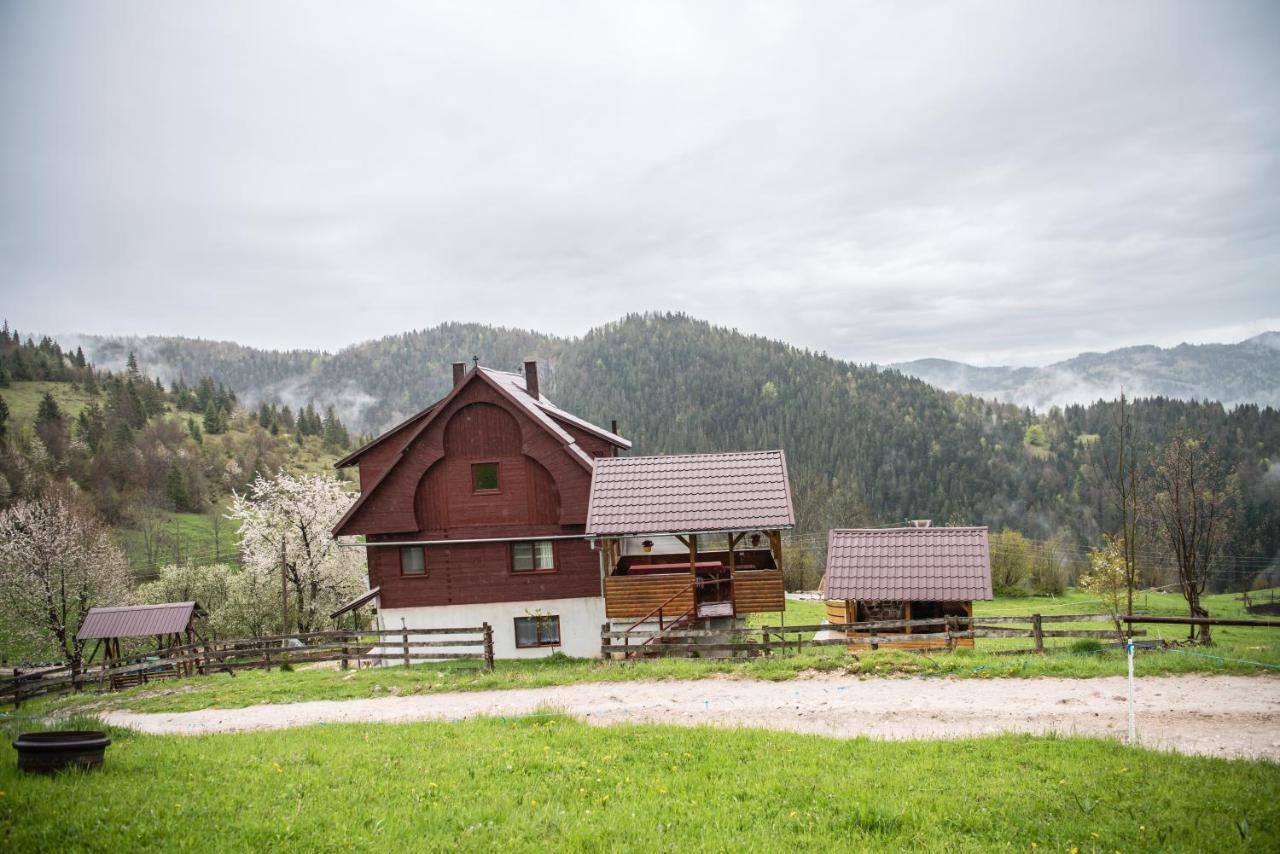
[1032,614,1044,653]
[601,623,611,659]
[402,625,411,669]
[11,668,21,709]
[482,622,495,671]
[1126,639,1136,744]
[340,633,350,671]
[945,616,955,651]
[761,626,770,658]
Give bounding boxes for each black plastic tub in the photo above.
[12,731,111,774]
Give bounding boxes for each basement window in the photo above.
[511,540,556,573]
[399,546,425,576]
[514,615,561,648]
[472,462,500,492]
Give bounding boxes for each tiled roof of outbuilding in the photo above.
[586,450,794,535]
[77,602,204,640]
[820,526,993,601]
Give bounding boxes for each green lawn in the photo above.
[1,715,1275,852]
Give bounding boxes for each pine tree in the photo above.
[187,416,203,445]
[126,351,140,378]
[165,462,189,511]
[203,402,226,435]
[35,392,62,429]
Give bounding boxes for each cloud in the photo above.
[1,1,1278,365]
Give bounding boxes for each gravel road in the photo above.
[102,673,1280,760]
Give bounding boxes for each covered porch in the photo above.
[599,530,786,623]
[584,450,795,634]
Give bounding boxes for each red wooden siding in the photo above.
[370,538,600,607]
[348,375,599,609]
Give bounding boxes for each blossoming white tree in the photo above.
[0,493,132,667]
[229,472,365,634]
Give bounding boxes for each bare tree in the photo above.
[1151,430,1233,644]
[0,493,132,667]
[1102,391,1142,617]
[208,508,226,561]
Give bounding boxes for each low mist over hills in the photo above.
[69,315,1280,576]
[893,333,1280,411]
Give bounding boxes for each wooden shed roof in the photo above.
[77,602,205,640]
[820,526,993,601]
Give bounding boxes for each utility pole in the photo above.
[280,537,289,635]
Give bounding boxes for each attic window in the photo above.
[472,462,499,492]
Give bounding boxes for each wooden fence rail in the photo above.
[3,623,494,707]
[602,613,1167,659]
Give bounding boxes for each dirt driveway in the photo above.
[102,673,1280,761]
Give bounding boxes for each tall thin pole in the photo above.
[1126,639,1136,745]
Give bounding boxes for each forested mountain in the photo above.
[0,326,356,528]
[73,314,1280,588]
[893,333,1280,411]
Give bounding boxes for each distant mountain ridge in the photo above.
[62,315,1280,572]
[893,333,1280,411]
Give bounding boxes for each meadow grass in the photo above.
[0,714,1275,852]
[1,380,96,426]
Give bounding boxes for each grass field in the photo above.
[1,714,1275,852]
[1,380,96,426]
[29,587,1279,716]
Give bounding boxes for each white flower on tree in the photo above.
[229,472,365,634]
[0,493,132,667]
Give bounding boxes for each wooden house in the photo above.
[332,361,630,658]
[586,450,792,642]
[819,523,992,650]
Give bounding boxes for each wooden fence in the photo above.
[602,613,1148,659]
[3,624,494,707]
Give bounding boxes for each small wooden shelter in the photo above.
[78,602,206,677]
[820,523,992,650]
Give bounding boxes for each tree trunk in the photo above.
[1189,598,1212,644]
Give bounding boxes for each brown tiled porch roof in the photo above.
[586,450,794,536]
[820,526,993,601]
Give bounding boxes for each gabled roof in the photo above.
[335,366,629,469]
[820,526,993,601]
[585,450,794,536]
[77,602,205,640]
[332,365,628,536]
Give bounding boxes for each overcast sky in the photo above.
[2,1,1277,366]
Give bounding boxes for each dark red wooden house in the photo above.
[332,361,629,657]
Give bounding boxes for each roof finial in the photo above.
[472,354,479,369]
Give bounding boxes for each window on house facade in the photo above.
[514,615,561,648]
[472,462,499,492]
[400,546,426,575]
[511,540,555,572]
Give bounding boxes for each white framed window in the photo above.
[511,540,555,573]
[514,615,560,648]
[400,546,425,575]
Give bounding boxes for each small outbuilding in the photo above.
[819,523,992,649]
[78,602,206,675]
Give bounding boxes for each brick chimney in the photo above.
[523,360,539,399]
[452,361,466,386]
